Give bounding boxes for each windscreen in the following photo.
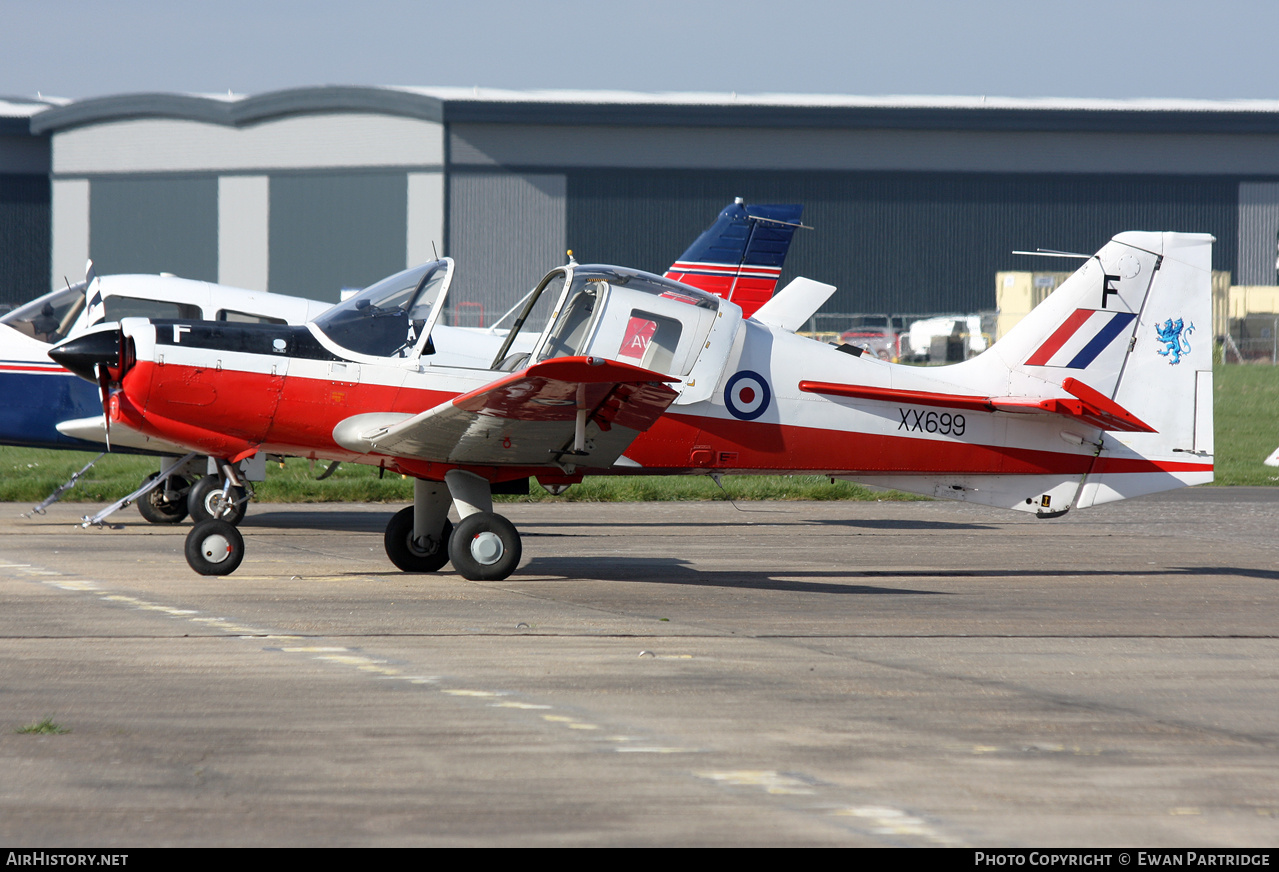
[489,270,566,371]
[0,284,87,343]
[313,261,450,357]
[532,267,720,374]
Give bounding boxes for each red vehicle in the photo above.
[838,315,904,361]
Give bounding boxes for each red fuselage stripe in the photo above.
[121,360,1213,479]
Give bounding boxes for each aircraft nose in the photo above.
[49,329,120,382]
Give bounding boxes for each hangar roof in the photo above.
[0,95,66,136]
[29,85,1279,135]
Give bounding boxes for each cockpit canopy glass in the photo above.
[312,259,452,358]
[0,283,88,344]
[524,266,720,377]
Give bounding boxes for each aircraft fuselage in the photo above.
[108,315,1210,514]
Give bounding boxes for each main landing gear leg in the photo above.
[444,469,521,581]
[383,478,453,572]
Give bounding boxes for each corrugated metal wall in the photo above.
[0,173,50,306]
[34,165,1252,317]
[268,171,408,301]
[89,176,217,282]
[446,172,566,327]
[1237,182,1279,286]
[567,170,1239,314]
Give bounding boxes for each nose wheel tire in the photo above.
[384,507,453,573]
[449,512,521,581]
[188,474,248,525]
[136,472,191,524]
[185,519,245,576]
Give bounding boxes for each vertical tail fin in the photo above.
[985,231,1214,506]
[1077,232,1214,504]
[665,199,803,317]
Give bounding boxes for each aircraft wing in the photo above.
[798,375,1155,433]
[343,357,679,466]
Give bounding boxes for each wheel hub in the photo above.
[201,534,232,563]
[470,531,504,565]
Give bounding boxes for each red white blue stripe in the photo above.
[0,360,71,375]
[666,261,782,279]
[1025,309,1137,369]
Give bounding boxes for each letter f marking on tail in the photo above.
[1102,274,1121,309]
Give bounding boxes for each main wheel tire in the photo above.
[448,511,521,581]
[136,472,190,524]
[188,474,248,525]
[384,507,453,573]
[184,519,245,576]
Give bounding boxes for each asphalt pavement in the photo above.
[1,489,1276,846]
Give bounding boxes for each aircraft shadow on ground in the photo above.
[511,560,1279,590]
[517,557,947,595]
[808,518,999,531]
[242,510,391,532]
[1172,565,1279,581]
[240,511,996,535]
[517,518,998,533]
[237,513,1279,583]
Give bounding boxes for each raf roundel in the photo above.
[724,370,771,420]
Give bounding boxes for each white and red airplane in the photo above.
[0,266,332,524]
[51,230,1214,579]
[7,200,801,525]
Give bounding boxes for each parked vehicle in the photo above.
[838,314,904,361]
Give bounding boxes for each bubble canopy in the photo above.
[493,264,721,377]
[312,259,454,358]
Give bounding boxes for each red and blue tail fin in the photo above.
[665,199,803,318]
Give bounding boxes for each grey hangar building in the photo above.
[7,86,1279,325]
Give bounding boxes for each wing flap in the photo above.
[798,375,1154,433]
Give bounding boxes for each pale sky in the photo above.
[3,0,1278,102]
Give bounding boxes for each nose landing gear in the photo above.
[185,519,245,576]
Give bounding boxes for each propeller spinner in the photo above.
[49,326,122,382]
[50,326,129,450]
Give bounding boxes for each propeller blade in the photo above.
[95,363,112,452]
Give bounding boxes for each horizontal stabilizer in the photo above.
[750,277,836,333]
[798,375,1154,433]
[991,377,1154,433]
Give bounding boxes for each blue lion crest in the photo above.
[1155,318,1194,365]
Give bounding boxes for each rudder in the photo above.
[1077,232,1214,505]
